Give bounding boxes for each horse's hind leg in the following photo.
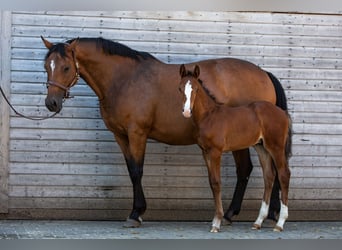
[268,170,281,221]
[203,149,224,233]
[252,145,275,230]
[224,148,253,223]
[115,132,148,228]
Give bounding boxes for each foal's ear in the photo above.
[194,65,200,78]
[41,36,53,49]
[180,64,187,77]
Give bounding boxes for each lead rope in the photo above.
[0,85,58,121]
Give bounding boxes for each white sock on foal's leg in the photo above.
[274,201,288,232]
[210,216,221,233]
[252,201,269,230]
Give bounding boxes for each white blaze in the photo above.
[50,60,55,76]
[183,80,193,117]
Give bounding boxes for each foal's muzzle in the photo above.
[182,108,192,118]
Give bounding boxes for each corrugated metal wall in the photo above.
[1,11,341,221]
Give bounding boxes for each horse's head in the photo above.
[41,36,80,113]
[178,64,201,118]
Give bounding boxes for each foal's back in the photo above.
[198,101,288,153]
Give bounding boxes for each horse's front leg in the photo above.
[203,149,224,233]
[115,131,148,228]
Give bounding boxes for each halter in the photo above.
[46,49,80,99]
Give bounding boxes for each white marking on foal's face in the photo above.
[182,80,193,118]
[50,60,55,76]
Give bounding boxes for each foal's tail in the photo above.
[266,71,293,161]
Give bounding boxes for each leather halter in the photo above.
[46,50,80,99]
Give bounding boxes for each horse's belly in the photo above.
[148,128,197,146]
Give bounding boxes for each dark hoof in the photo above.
[123,217,142,228]
[262,219,276,228]
[222,216,232,226]
[223,212,233,225]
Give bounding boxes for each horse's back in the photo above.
[187,58,276,106]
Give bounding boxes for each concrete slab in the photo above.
[0,220,341,239]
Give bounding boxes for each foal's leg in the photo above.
[224,148,253,223]
[115,131,148,228]
[252,146,275,230]
[203,149,224,233]
[272,153,291,232]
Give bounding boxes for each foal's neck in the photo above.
[192,80,219,122]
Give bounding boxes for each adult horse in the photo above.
[41,36,288,227]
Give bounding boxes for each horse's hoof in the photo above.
[222,217,232,226]
[210,226,220,233]
[267,211,279,222]
[252,223,261,230]
[262,219,276,228]
[273,225,283,232]
[123,217,142,228]
[223,211,234,224]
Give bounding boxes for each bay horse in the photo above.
[178,64,291,232]
[41,36,289,227]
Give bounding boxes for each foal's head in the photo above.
[178,64,201,118]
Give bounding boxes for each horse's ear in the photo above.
[180,64,186,77]
[41,36,53,49]
[69,37,79,50]
[194,65,200,78]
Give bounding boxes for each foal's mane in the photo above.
[185,71,224,105]
[46,37,157,61]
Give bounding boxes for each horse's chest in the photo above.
[99,95,152,132]
[99,101,128,131]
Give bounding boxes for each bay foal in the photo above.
[179,64,292,232]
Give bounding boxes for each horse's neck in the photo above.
[77,46,137,101]
[192,82,218,123]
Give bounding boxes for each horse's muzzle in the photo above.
[45,96,63,113]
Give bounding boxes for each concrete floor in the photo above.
[0,220,341,239]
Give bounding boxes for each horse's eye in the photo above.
[64,66,70,73]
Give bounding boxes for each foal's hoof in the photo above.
[123,217,142,228]
[273,225,283,232]
[252,223,261,230]
[210,226,220,233]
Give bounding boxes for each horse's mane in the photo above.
[46,37,156,61]
[45,43,68,60]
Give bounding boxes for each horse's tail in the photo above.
[266,71,292,161]
[285,114,293,162]
[266,71,288,111]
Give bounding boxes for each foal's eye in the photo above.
[64,66,70,73]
